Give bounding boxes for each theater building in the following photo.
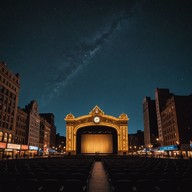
[65,106,129,155]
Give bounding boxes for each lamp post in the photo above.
[156,138,159,146]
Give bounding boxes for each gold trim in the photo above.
[65,106,129,155]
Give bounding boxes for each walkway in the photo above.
[88,161,111,192]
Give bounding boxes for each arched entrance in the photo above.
[76,126,118,154]
[65,106,129,155]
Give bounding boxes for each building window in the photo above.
[8,134,12,143]
[0,131,3,141]
[3,132,8,142]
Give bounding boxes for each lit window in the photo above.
[0,131,3,141]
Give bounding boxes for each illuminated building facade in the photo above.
[15,107,27,144]
[144,88,192,157]
[0,62,20,143]
[65,106,128,155]
[39,117,51,155]
[39,113,56,148]
[161,95,192,150]
[24,100,40,147]
[155,88,172,146]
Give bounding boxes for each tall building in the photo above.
[39,113,56,148]
[161,94,192,149]
[144,88,192,157]
[0,62,20,143]
[15,107,27,144]
[24,100,40,147]
[143,96,158,148]
[155,88,172,146]
[39,117,51,155]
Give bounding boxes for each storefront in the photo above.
[20,145,29,158]
[158,145,179,157]
[0,142,7,159]
[181,144,192,158]
[28,145,39,157]
[0,143,41,159]
[6,143,21,159]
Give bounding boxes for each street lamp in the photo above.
[156,138,159,147]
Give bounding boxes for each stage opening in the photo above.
[76,126,117,154]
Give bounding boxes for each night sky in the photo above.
[1,0,192,136]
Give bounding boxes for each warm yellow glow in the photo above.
[65,106,129,154]
[81,134,113,153]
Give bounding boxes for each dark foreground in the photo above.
[0,155,192,192]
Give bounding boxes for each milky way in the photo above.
[0,0,191,135]
[43,0,142,102]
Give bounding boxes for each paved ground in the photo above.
[88,161,110,192]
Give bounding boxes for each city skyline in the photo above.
[0,0,192,136]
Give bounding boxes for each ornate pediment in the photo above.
[65,113,75,119]
[89,105,104,116]
[119,113,128,120]
[65,105,129,154]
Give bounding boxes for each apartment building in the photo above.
[0,62,20,143]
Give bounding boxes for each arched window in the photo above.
[8,134,12,143]
[3,132,8,142]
